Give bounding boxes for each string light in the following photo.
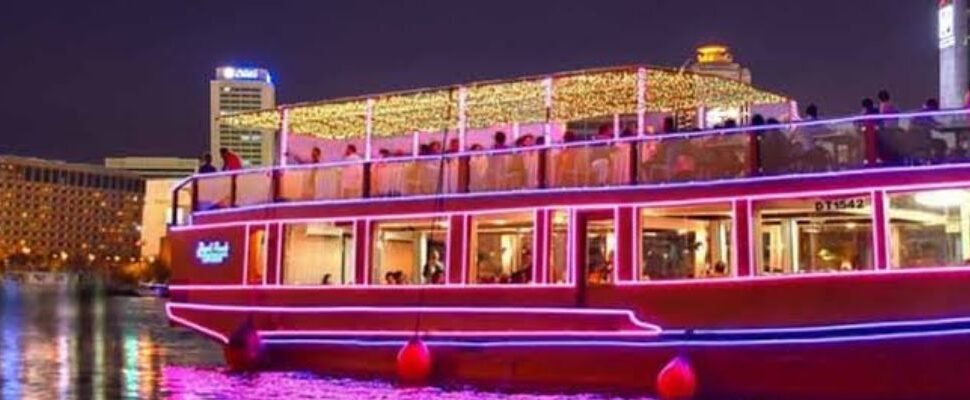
[372,89,457,136]
[290,100,366,139]
[466,79,546,129]
[551,69,639,121]
[218,66,787,138]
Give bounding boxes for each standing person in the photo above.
[340,144,362,198]
[860,98,878,115]
[877,90,898,114]
[492,131,508,149]
[422,250,445,284]
[804,104,819,121]
[197,153,217,174]
[219,148,243,171]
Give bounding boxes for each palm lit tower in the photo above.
[210,67,276,167]
[939,0,968,108]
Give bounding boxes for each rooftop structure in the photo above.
[104,156,198,179]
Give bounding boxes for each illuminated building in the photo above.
[939,0,968,108]
[210,67,276,167]
[0,156,144,267]
[104,156,198,179]
[687,44,752,84]
[686,45,759,127]
[103,157,194,261]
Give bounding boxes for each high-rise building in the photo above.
[104,156,198,179]
[939,0,968,108]
[0,156,144,267]
[210,66,276,167]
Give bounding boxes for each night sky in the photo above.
[0,0,940,163]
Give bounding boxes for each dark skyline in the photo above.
[0,0,939,163]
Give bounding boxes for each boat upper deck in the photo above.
[175,108,970,224]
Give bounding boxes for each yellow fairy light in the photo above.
[289,100,366,139]
[372,88,457,136]
[219,109,279,131]
[216,66,788,139]
[465,79,546,129]
[551,69,638,122]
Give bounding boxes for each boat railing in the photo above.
[171,108,970,224]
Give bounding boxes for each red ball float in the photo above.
[656,356,697,400]
[396,338,432,383]
[224,320,263,372]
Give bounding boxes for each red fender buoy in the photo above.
[396,338,432,383]
[224,320,263,372]
[657,356,697,400]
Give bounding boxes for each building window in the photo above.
[888,188,970,269]
[639,203,733,280]
[755,194,873,275]
[468,212,534,284]
[283,222,355,285]
[372,218,448,285]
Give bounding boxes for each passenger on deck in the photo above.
[429,141,443,154]
[431,270,445,285]
[493,131,508,149]
[340,145,362,198]
[219,148,243,171]
[321,273,332,285]
[197,153,217,174]
[878,90,898,114]
[447,138,461,153]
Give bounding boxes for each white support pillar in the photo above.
[543,77,553,143]
[458,86,468,151]
[365,98,374,160]
[278,107,290,166]
[636,67,647,135]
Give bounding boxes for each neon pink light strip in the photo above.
[260,327,970,348]
[688,315,970,335]
[168,283,575,291]
[275,223,283,285]
[186,161,970,220]
[164,303,229,344]
[461,214,469,285]
[745,198,754,277]
[166,302,662,331]
[243,224,251,285]
[259,330,661,338]
[612,264,970,286]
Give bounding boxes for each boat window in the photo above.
[246,226,268,284]
[468,212,534,284]
[549,210,571,284]
[372,218,449,285]
[282,222,354,285]
[755,194,874,275]
[888,188,970,269]
[586,217,615,285]
[638,203,733,280]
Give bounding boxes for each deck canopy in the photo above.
[219,66,787,140]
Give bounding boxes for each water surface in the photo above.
[0,284,641,399]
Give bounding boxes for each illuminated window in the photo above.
[639,203,732,280]
[755,194,873,275]
[372,218,448,285]
[549,210,571,284]
[889,188,970,269]
[586,215,615,285]
[468,212,534,284]
[283,222,354,285]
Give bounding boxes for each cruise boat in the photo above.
[166,65,970,399]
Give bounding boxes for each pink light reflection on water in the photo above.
[161,366,650,400]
